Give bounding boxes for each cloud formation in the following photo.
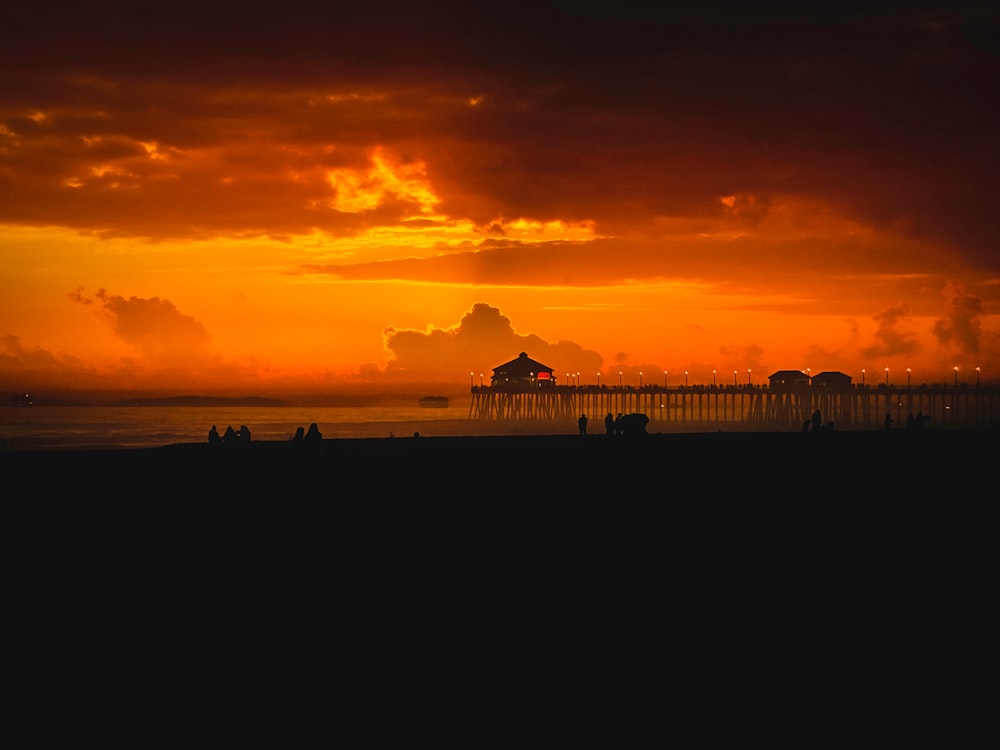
[384,303,603,382]
[71,288,211,362]
[933,280,984,354]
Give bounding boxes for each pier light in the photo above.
[954,366,958,388]
[639,372,643,387]
[664,371,668,387]
[712,369,716,387]
[885,367,889,386]
[976,366,981,386]
[470,371,474,388]
[597,372,601,387]
[684,371,688,387]
[747,369,751,386]
[479,373,483,387]
[862,368,866,386]
[806,367,811,379]
[733,370,737,387]
[906,368,910,388]
[619,371,623,388]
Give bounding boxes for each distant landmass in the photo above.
[106,396,291,407]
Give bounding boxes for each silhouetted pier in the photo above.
[469,384,1000,429]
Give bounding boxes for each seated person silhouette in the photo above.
[303,422,322,451]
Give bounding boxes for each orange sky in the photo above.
[2,2,998,399]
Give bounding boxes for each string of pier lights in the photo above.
[593,369,755,387]
[857,365,984,388]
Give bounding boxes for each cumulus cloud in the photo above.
[933,280,984,355]
[71,288,211,362]
[861,304,919,359]
[383,302,603,382]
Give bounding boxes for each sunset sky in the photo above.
[2,1,998,399]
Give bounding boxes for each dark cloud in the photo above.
[383,302,603,381]
[1,2,996,272]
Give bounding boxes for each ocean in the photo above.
[0,400,552,450]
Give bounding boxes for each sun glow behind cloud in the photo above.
[326,147,441,215]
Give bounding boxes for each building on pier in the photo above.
[491,352,556,391]
[768,370,813,390]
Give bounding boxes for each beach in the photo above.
[7,428,996,684]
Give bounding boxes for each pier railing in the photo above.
[468,384,999,429]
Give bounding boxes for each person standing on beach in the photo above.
[605,412,614,436]
[208,425,221,446]
[578,413,588,435]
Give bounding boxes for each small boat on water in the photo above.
[419,395,449,408]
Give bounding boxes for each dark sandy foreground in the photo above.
[6,429,997,691]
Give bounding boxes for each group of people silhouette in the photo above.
[208,422,325,451]
[885,411,933,430]
[208,424,252,446]
[578,412,644,436]
[803,409,835,432]
[289,422,323,452]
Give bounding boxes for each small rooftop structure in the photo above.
[491,352,556,390]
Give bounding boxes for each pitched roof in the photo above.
[492,352,554,377]
[768,369,809,381]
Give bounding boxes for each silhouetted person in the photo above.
[614,413,623,436]
[605,412,614,436]
[578,413,588,435]
[237,424,252,443]
[812,409,822,432]
[223,425,237,445]
[290,426,305,444]
[884,413,893,430]
[304,422,322,452]
[208,425,221,446]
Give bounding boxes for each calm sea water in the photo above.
[0,402,523,450]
